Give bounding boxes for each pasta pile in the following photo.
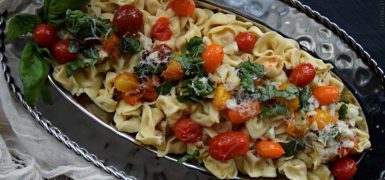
[50,0,371,179]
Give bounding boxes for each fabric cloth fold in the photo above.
[0,0,114,179]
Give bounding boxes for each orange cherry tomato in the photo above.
[235,32,257,53]
[169,0,196,16]
[202,44,224,73]
[151,17,173,41]
[307,109,333,130]
[112,5,143,36]
[289,63,316,87]
[102,33,120,59]
[114,72,140,92]
[161,60,184,81]
[174,118,203,143]
[331,157,357,180]
[122,91,142,106]
[286,112,308,137]
[255,140,285,158]
[313,85,340,105]
[227,101,260,124]
[209,131,249,161]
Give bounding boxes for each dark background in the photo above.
[301,0,385,70]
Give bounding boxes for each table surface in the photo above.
[301,0,385,70]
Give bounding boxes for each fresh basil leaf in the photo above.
[260,104,288,117]
[283,139,306,157]
[41,80,53,104]
[6,14,41,40]
[44,0,89,26]
[19,41,50,106]
[185,36,205,56]
[65,10,111,39]
[338,104,348,119]
[157,81,178,95]
[178,77,214,103]
[237,61,265,92]
[177,150,199,164]
[120,37,140,54]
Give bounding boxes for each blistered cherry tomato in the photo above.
[255,140,285,158]
[227,101,260,124]
[151,17,173,41]
[112,5,143,36]
[33,24,57,47]
[289,63,316,87]
[102,33,120,59]
[307,109,333,130]
[235,32,257,53]
[169,0,195,16]
[209,131,249,161]
[331,157,357,180]
[174,118,203,143]
[114,72,140,92]
[313,85,340,105]
[51,40,77,64]
[202,44,224,73]
[142,77,160,102]
[122,91,142,106]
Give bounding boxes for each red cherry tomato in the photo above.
[112,5,143,36]
[33,24,57,47]
[208,131,250,161]
[289,63,316,87]
[169,0,196,17]
[235,32,257,53]
[174,118,203,143]
[331,157,357,180]
[51,40,77,64]
[151,17,173,41]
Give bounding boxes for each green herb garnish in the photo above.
[156,81,178,95]
[260,104,289,117]
[338,104,348,119]
[178,77,214,103]
[252,85,300,102]
[6,14,42,41]
[283,139,306,157]
[120,37,140,54]
[65,10,112,39]
[237,61,265,92]
[177,150,199,164]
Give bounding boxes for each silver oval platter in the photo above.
[1,0,385,179]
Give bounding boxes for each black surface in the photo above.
[300,1,385,180]
[301,0,385,70]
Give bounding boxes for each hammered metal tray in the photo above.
[1,0,385,179]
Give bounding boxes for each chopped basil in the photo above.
[260,104,289,117]
[6,14,41,41]
[299,86,312,118]
[172,37,205,77]
[338,104,348,119]
[237,61,265,92]
[178,77,214,103]
[283,139,306,157]
[252,85,300,102]
[185,36,205,56]
[177,150,199,164]
[156,81,178,95]
[120,37,141,54]
[65,10,112,39]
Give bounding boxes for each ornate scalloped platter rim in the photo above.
[1,0,384,179]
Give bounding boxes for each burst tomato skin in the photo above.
[33,24,57,47]
[112,5,143,36]
[169,0,196,16]
[208,131,250,161]
[202,44,224,73]
[151,17,173,41]
[235,32,257,53]
[227,101,260,124]
[174,118,203,143]
[289,63,316,87]
[331,157,357,180]
[143,44,173,61]
[312,85,340,105]
[51,40,77,64]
